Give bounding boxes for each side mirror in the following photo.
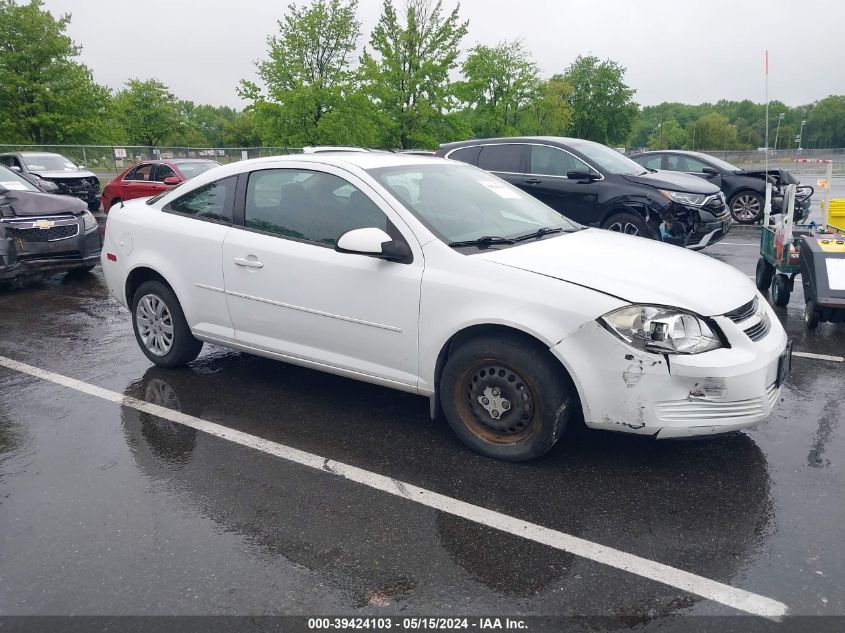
[336,227,412,264]
[567,170,600,182]
[163,176,180,185]
[78,164,87,170]
[10,165,21,172]
[702,167,719,177]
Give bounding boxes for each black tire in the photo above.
[107,198,121,213]
[601,211,657,240]
[87,199,101,212]
[131,280,203,367]
[772,274,790,307]
[439,335,573,461]
[805,300,820,329]
[755,257,775,292]
[729,190,764,224]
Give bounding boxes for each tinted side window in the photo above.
[635,155,663,170]
[154,164,177,181]
[166,176,235,223]
[0,156,11,167]
[126,164,154,181]
[244,169,387,246]
[679,156,712,173]
[477,144,523,173]
[529,145,590,177]
[447,146,481,165]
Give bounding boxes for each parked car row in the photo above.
[436,137,732,250]
[0,151,101,211]
[100,152,789,461]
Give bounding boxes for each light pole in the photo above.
[798,119,807,151]
[773,113,784,152]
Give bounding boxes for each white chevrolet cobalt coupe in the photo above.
[102,153,789,461]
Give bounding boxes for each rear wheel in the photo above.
[805,300,821,329]
[440,335,573,461]
[602,211,657,240]
[755,257,775,291]
[772,274,791,307]
[131,280,203,367]
[107,197,121,212]
[729,191,764,224]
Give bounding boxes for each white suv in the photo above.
[101,153,789,461]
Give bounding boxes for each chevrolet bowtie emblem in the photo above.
[32,220,55,229]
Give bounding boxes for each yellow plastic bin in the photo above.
[822,199,845,234]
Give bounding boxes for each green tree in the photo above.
[0,0,110,143]
[222,111,262,147]
[360,0,468,148]
[523,77,574,136]
[647,118,688,149]
[690,112,737,150]
[807,95,845,148]
[562,55,638,145]
[114,79,182,147]
[242,0,372,146]
[457,40,539,137]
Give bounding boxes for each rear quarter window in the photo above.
[477,144,524,173]
[446,146,481,165]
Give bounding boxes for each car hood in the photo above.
[734,168,798,186]
[29,170,97,180]
[623,170,719,194]
[0,190,86,216]
[476,228,755,316]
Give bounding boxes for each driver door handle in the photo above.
[234,256,264,269]
[523,178,542,185]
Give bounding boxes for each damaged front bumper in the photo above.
[0,217,102,283]
[551,296,788,437]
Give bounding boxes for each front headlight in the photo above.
[599,305,723,354]
[82,210,98,231]
[659,189,707,207]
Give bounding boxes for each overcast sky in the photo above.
[37,0,844,109]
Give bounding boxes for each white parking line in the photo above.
[0,354,788,619]
[716,242,758,246]
[792,351,845,362]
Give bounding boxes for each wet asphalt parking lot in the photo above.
[1,191,844,631]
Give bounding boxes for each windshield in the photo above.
[22,154,80,172]
[693,153,740,172]
[368,163,579,246]
[0,164,40,192]
[177,161,220,179]
[571,142,645,175]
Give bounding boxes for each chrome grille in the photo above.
[724,297,758,323]
[655,382,779,423]
[744,313,771,342]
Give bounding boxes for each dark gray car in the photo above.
[0,151,101,211]
[0,165,102,287]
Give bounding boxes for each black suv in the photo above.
[436,137,731,249]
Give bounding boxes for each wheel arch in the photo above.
[125,265,175,308]
[430,323,583,421]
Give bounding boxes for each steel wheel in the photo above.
[456,361,539,445]
[607,220,640,236]
[135,293,175,357]
[730,192,763,223]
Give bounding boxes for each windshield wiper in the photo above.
[513,226,566,242]
[448,235,516,248]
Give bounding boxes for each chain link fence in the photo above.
[0,144,301,179]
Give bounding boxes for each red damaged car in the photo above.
[101,159,220,212]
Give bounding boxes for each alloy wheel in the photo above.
[731,194,762,222]
[135,294,175,357]
[607,221,640,235]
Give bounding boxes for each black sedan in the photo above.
[629,150,812,224]
[0,165,102,287]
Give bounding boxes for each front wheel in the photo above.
[729,191,764,224]
[602,211,657,240]
[772,274,791,307]
[755,257,775,291]
[439,335,573,461]
[131,280,203,367]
